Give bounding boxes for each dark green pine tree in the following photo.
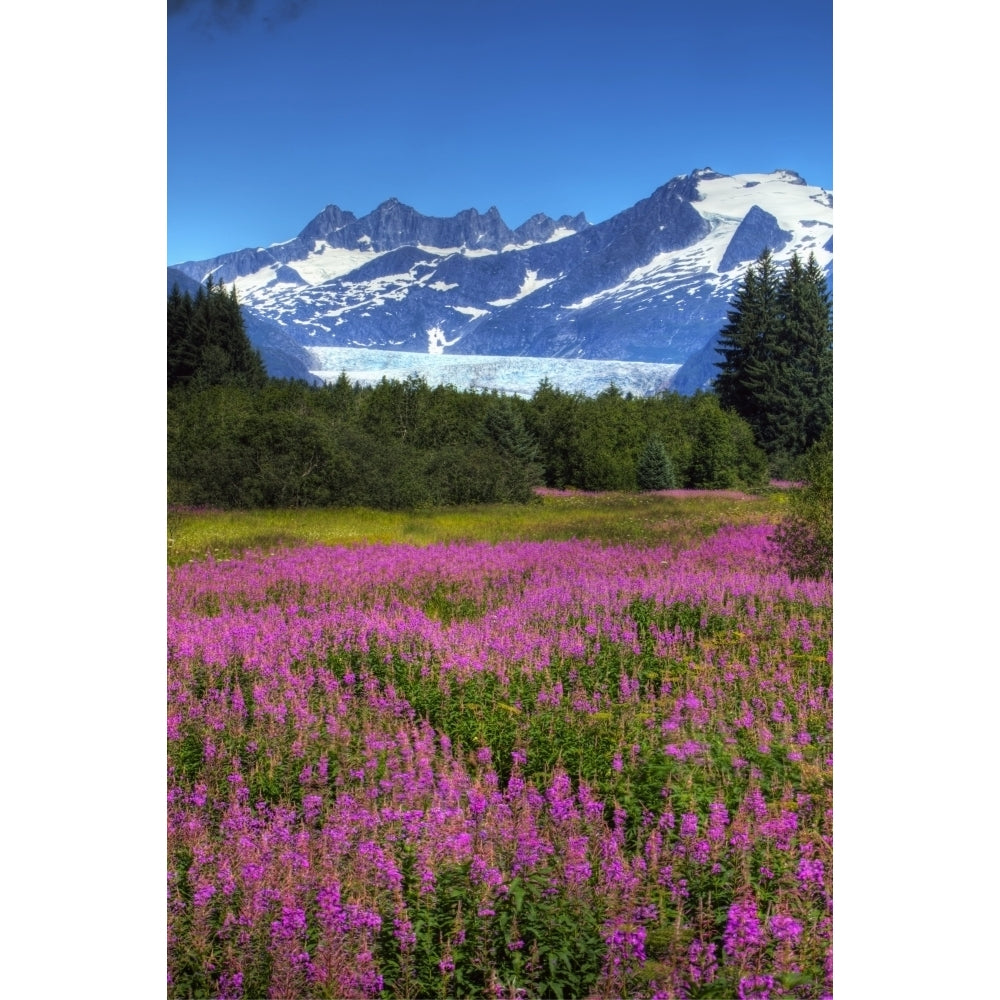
[636,436,677,490]
[793,252,833,448]
[167,277,268,390]
[485,397,544,497]
[167,283,197,387]
[745,253,832,459]
[713,248,782,446]
[714,249,832,463]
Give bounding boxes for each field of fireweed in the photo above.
[168,522,831,999]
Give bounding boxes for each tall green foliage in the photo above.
[685,393,740,489]
[168,278,268,390]
[714,248,782,435]
[714,250,832,466]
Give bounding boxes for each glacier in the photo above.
[306,347,681,399]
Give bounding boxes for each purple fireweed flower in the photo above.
[564,835,592,885]
[470,856,504,889]
[192,882,216,907]
[728,823,751,851]
[688,938,718,985]
[217,972,243,1000]
[724,898,764,962]
[467,788,488,818]
[797,855,826,890]
[708,801,729,840]
[738,973,775,999]
[769,913,804,942]
[761,810,798,849]
[680,812,698,838]
[744,787,768,820]
[394,915,416,952]
[270,905,307,943]
[602,919,647,975]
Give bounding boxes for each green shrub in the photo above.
[771,428,832,579]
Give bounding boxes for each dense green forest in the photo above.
[714,249,832,472]
[168,255,831,513]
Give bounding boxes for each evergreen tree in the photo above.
[713,249,832,464]
[526,379,585,488]
[713,248,782,440]
[636,437,677,490]
[167,278,268,390]
[167,283,198,387]
[484,398,544,501]
[686,393,740,489]
[789,252,833,447]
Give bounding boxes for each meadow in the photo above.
[168,491,831,999]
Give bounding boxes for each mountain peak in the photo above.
[168,167,831,395]
[298,203,358,240]
[770,169,806,185]
[374,197,411,212]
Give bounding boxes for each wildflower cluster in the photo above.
[168,524,831,998]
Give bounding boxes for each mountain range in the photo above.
[168,168,832,394]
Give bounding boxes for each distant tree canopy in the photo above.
[168,376,769,510]
[168,278,268,390]
[167,285,778,510]
[713,249,832,470]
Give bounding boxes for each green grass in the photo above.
[167,490,790,566]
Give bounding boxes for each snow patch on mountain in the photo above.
[693,172,833,273]
[292,245,382,284]
[451,305,491,320]
[488,270,556,306]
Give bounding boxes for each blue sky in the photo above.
[168,0,831,264]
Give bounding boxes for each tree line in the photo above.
[168,252,830,518]
[168,371,771,509]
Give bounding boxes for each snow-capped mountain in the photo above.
[169,168,832,393]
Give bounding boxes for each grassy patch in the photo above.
[167,491,788,566]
